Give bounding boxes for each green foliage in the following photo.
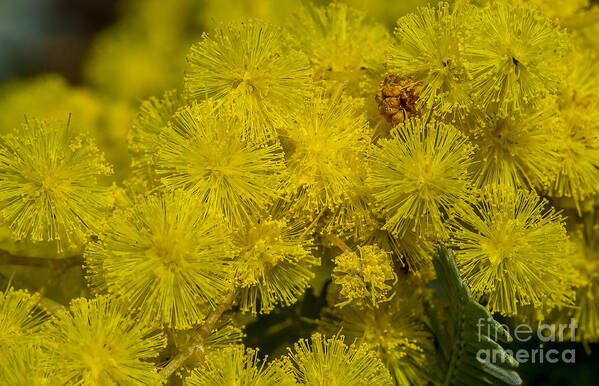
[430,245,522,385]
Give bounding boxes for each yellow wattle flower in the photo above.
[43,296,165,385]
[0,118,113,252]
[451,186,575,316]
[84,191,233,329]
[233,217,317,314]
[283,333,393,386]
[184,21,313,140]
[322,287,434,385]
[282,91,371,220]
[186,345,291,386]
[156,102,286,227]
[367,117,474,239]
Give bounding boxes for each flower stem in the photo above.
[159,287,238,380]
[0,272,65,313]
[0,250,82,268]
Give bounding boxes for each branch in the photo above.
[0,272,65,313]
[159,287,238,380]
[0,250,82,269]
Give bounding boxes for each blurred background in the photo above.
[1,1,599,384]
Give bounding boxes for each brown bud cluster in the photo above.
[375,75,421,126]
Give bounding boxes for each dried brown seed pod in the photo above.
[375,75,421,126]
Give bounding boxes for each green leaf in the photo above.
[429,244,522,386]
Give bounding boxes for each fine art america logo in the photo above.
[477,318,578,364]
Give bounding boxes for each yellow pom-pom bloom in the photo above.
[185,346,290,386]
[282,92,370,218]
[156,103,286,227]
[451,186,574,316]
[466,3,568,116]
[233,217,317,314]
[129,89,182,182]
[289,2,390,98]
[332,244,397,308]
[84,191,232,329]
[283,333,393,385]
[322,288,433,385]
[184,22,313,140]
[367,118,474,239]
[43,296,165,385]
[388,2,475,118]
[547,51,599,205]
[0,288,44,348]
[0,118,113,251]
[469,107,559,191]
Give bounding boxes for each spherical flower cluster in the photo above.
[233,217,317,314]
[289,2,391,100]
[466,3,569,116]
[156,102,286,227]
[84,191,232,328]
[367,118,474,239]
[186,346,290,386]
[184,21,313,140]
[282,91,370,218]
[469,107,559,190]
[43,296,165,385]
[389,2,474,119]
[0,118,113,251]
[282,334,393,385]
[332,244,397,308]
[451,186,575,315]
[322,288,433,385]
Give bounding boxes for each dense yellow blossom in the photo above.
[451,186,575,315]
[43,296,165,385]
[322,287,433,385]
[282,91,370,218]
[283,334,393,385]
[2,0,599,383]
[547,51,599,205]
[233,217,317,314]
[389,2,475,119]
[367,118,474,239]
[289,2,390,101]
[84,191,232,328]
[156,102,286,227]
[466,3,569,116]
[184,21,313,140]
[186,346,291,386]
[0,118,113,251]
[469,107,559,190]
[332,244,397,308]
